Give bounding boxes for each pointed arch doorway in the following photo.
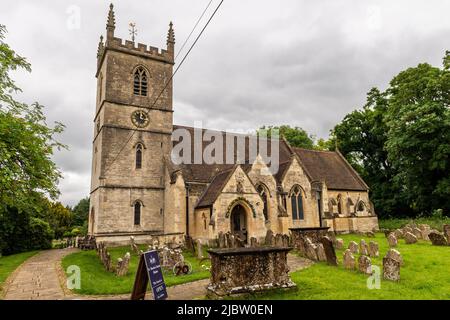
[230,204,248,243]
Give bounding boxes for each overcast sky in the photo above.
[1,0,450,206]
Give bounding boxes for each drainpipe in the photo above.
[185,184,190,237]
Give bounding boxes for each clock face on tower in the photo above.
[131,110,149,128]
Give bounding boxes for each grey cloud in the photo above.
[1,0,450,205]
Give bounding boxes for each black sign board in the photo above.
[131,250,168,300]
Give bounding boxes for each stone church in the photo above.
[89,4,379,245]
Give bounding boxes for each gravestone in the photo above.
[358,255,372,275]
[359,239,369,255]
[116,252,131,276]
[404,232,418,244]
[265,230,274,246]
[315,243,327,262]
[130,236,140,255]
[386,248,403,266]
[250,237,258,247]
[305,238,318,261]
[428,231,448,246]
[343,249,356,270]
[394,229,404,239]
[383,255,401,281]
[366,231,375,238]
[387,233,398,247]
[443,225,450,245]
[275,234,284,247]
[412,228,422,240]
[218,232,226,248]
[419,224,431,241]
[196,240,203,259]
[368,241,379,258]
[282,234,290,247]
[320,236,338,266]
[348,241,359,254]
[335,238,344,250]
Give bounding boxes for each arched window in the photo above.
[357,201,365,212]
[136,144,143,169]
[290,185,304,220]
[256,184,269,221]
[133,67,148,96]
[134,201,141,225]
[337,194,343,215]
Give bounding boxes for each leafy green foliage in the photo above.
[0,25,66,254]
[331,52,450,218]
[71,197,90,227]
[259,125,315,149]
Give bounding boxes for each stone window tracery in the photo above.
[133,67,148,96]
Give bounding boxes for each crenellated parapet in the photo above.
[97,3,175,74]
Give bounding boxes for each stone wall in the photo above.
[207,247,296,297]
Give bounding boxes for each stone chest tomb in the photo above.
[206,247,296,298]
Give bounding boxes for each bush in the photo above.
[0,207,53,255]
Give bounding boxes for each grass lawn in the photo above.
[61,245,211,295]
[237,233,450,300]
[0,251,38,297]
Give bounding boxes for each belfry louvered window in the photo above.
[133,67,148,96]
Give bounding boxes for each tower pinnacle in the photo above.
[167,21,175,54]
[106,3,116,40]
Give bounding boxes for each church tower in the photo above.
[89,4,175,244]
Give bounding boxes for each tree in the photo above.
[0,25,65,212]
[331,88,410,218]
[332,52,450,218]
[259,125,315,149]
[0,25,65,254]
[384,52,450,214]
[71,197,90,227]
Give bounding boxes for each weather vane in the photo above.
[129,22,138,42]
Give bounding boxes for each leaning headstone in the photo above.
[116,252,131,276]
[196,240,203,259]
[358,255,372,275]
[428,231,448,246]
[343,249,356,270]
[366,231,375,238]
[404,232,418,244]
[265,230,274,246]
[315,243,327,262]
[335,238,344,250]
[228,234,236,248]
[443,225,450,245]
[305,238,318,261]
[368,241,379,257]
[386,248,403,266]
[250,237,258,247]
[359,239,369,255]
[387,233,398,247]
[320,236,338,266]
[383,253,401,281]
[348,241,359,254]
